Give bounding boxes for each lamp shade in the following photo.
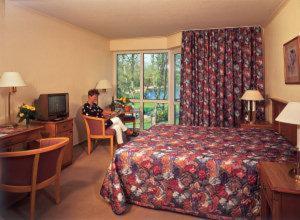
[95,79,112,90]
[275,102,300,125]
[0,72,26,87]
[241,90,264,101]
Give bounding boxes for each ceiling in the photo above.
[11,0,285,39]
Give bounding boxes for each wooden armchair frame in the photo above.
[82,115,115,157]
[0,137,69,220]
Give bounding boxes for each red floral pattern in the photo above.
[100,125,295,218]
[180,27,264,127]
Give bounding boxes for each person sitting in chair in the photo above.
[82,89,133,145]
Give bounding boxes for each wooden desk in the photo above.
[120,114,136,130]
[0,125,43,151]
[103,107,123,117]
[104,108,137,130]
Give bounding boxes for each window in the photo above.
[143,103,168,129]
[117,53,141,99]
[144,53,168,100]
[174,53,181,124]
[174,53,181,101]
[143,53,168,129]
[116,51,181,129]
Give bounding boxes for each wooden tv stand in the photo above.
[32,118,74,167]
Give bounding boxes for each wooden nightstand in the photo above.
[259,162,300,220]
[240,121,273,129]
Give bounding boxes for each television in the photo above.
[35,93,69,121]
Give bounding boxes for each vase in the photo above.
[25,118,30,128]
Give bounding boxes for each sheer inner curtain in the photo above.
[180,27,264,127]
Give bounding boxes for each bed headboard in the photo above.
[271,98,297,145]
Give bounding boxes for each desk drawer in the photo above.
[0,130,41,147]
[56,120,73,133]
[1,133,28,146]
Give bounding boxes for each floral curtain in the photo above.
[180,27,264,127]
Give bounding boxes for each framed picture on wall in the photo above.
[283,36,300,84]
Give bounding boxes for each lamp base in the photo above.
[290,147,300,182]
[250,110,257,124]
[289,168,300,182]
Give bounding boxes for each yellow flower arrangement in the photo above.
[22,104,36,111]
[115,97,133,106]
[113,97,133,112]
[117,97,131,104]
[17,104,36,123]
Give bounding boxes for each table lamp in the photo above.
[95,79,112,92]
[276,102,300,181]
[95,79,113,108]
[0,72,26,125]
[241,90,264,124]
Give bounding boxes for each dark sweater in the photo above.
[82,103,113,128]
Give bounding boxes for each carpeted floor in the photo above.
[1,141,200,220]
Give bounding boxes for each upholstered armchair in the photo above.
[0,137,69,220]
[82,115,115,156]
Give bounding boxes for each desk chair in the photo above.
[0,137,69,220]
[82,115,115,156]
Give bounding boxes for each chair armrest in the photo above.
[82,115,105,121]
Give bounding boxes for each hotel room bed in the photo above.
[100,124,295,218]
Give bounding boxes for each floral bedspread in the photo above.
[100,125,295,219]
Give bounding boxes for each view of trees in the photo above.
[144,53,168,100]
[143,103,168,129]
[143,53,168,128]
[117,53,140,99]
[174,53,181,101]
[174,53,181,125]
[174,103,180,125]
[117,52,180,129]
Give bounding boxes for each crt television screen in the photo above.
[48,94,66,115]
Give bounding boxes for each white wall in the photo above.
[110,32,182,51]
[263,0,300,121]
[0,2,113,144]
